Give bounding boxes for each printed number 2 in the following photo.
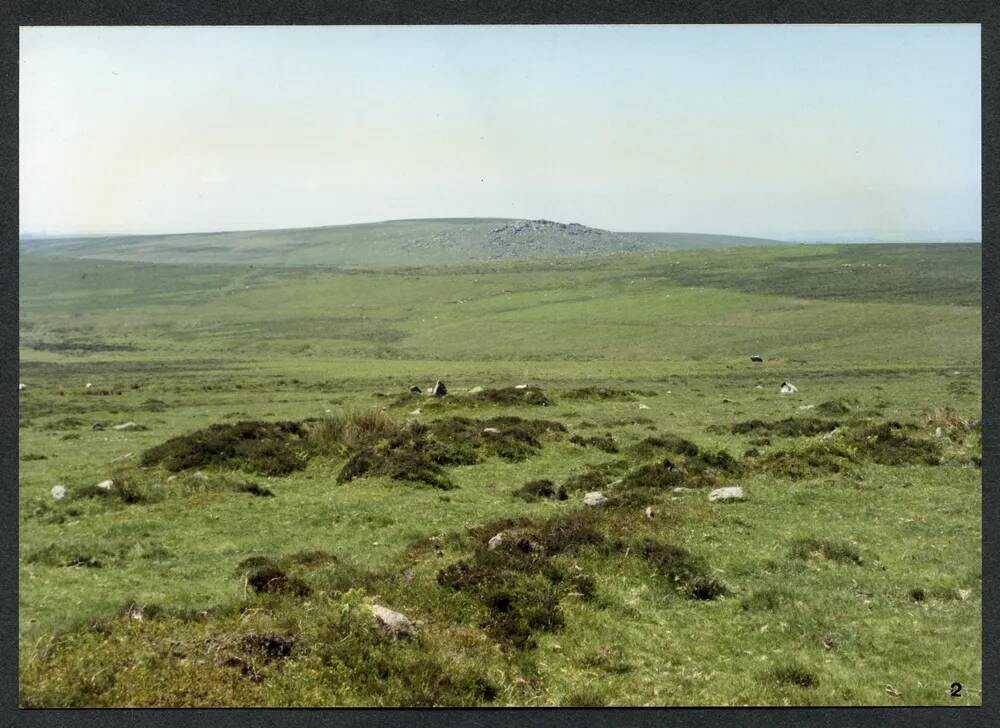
[951,682,963,697]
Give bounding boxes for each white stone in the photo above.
[18,383,26,391]
[468,386,484,394]
[51,485,66,500]
[410,408,421,416]
[644,506,655,519]
[514,384,528,389]
[583,491,608,507]
[113,421,139,430]
[799,404,815,410]
[97,479,113,490]
[672,487,696,494]
[638,403,650,410]
[371,604,415,637]
[85,382,93,388]
[935,427,943,439]
[482,427,500,434]
[709,486,745,502]
[488,533,504,550]
[779,382,798,394]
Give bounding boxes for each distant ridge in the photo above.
[18,217,789,268]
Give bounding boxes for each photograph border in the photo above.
[2,1,995,726]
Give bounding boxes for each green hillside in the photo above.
[17,243,981,707]
[19,218,787,268]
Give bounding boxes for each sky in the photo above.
[19,25,981,241]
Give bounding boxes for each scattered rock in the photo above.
[371,604,415,638]
[488,533,504,550]
[113,421,141,430]
[638,403,650,410]
[935,427,943,439]
[18,383,26,392]
[408,385,423,394]
[482,427,500,434]
[514,384,528,390]
[468,386,484,394]
[799,404,815,410]
[92,422,107,430]
[709,486,745,502]
[583,491,608,507]
[85,383,93,389]
[779,382,798,394]
[432,380,447,397]
[672,487,696,494]
[96,479,113,491]
[410,408,422,416]
[50,484,66,500]
[644,506,655,519]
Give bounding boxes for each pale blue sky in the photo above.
[20,25,981,240]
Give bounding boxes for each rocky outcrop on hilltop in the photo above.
[484,219,644,258]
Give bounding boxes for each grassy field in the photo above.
[18,243,981,706]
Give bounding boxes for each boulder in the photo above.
[371,604,415,638]
[96,479,114,491]
[487,533,504,550]
[779,382,798,394]
[51,485,66,500]
[709,486,745,502]
[468,386,484,395]
[644,506,655,519]
[583,491,608,507]
[431,380,447,397]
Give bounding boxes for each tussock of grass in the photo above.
[561,386,636,401]
[731,417,840,437]
[847,422,942,466]
[640,540,728,600]
[789,538,864,565]
[752,445,852,480]
[307,410,403,456]
[815,400,851,416]
[513,479,567,502]
[336,415,566,488]
[631,433,700,459]
[568,432,619,453]
[768,663,819,688]
[141,420,309,476]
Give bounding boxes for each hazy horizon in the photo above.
[20,25,981,242]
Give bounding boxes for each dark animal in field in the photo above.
[750,355,764,362]
[432,380,448,397]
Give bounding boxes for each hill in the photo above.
[18,217,787,267]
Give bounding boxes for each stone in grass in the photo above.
[583,491,608,507]
[488,533,504,550]
[709,486,745,502]
[97,479,113,490]
[672,487,697,494]
[113,421,142,431]
[371,604,415,639]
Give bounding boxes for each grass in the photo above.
[17,243,981,706]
